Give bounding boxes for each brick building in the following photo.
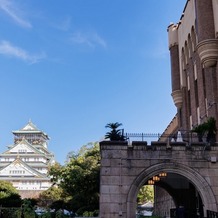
[156,0,218,216]
[99,1,218,217]
[165,0,218,139]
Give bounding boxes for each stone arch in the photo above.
[127,162,217,217]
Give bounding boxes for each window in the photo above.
[18,149,27,153]
[9,170,25,174]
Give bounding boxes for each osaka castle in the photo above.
[0,121,55,198]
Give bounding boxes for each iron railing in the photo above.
[125,130,212,144]
[125,133,162,142]
[207,210,218,218]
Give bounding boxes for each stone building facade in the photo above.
[0,121,54,198]
[157,0,218,215]
[100,1,218,218]
[167,0,218,135]
[100,141,218,218]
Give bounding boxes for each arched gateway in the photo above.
[100,141,218,218]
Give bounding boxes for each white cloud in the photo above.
[70,31,107,49]
[0,0,32,28]
[0,40,46,64]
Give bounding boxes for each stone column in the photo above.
[168,24,182,109]
[195,0,215,41]
[196,0,218,68]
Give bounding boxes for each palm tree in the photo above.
[105,122,125,141]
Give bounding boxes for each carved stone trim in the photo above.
[197,39,218,68]
[171,90,183,108]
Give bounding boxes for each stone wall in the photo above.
[19,190,42,199]
[154,186,175,218]
[100,141,218,218]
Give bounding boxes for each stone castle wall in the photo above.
[100,141,218,218]
[19,190,42,199]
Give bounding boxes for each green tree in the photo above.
[49,142,100,216]
[49,162,63,185]
[21,199,36,218]
[38,186,64,208]
[137,185,154,204]
[0,180,22,207]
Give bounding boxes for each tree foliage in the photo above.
[48,142,100,216]
[38,186,64,208]
[21,199,37,218]
[0,180,22,207]
[137,185,154,204]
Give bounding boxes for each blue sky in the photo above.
[0,0,186,164]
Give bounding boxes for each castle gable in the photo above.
[4,138,42,154]
[21,121,39,131]
[12,121,49,142]
[0,158,46,178]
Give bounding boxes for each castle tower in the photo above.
[0,121,55,198]
[12,120,49,149]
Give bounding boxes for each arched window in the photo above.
[191,26,197,51]
[184,41,189,64]
[188,34,193,57]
